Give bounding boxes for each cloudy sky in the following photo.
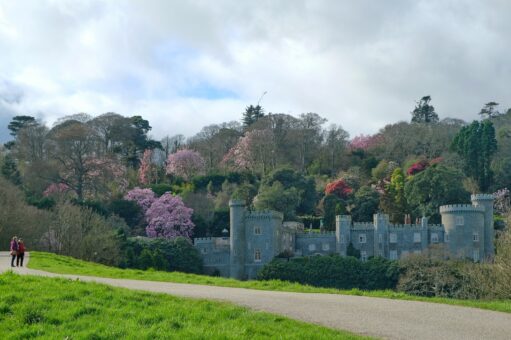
[0,0,510,142]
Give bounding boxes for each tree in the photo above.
[7,115,37,137]
[325,179,353,199]
[166,149,205,181]
[145,193,195,239]
[351,186,380,222]
[380,168,407,223]
[124,187,157,213]
[242,105,265,127]
[222,129,274,174]
[139,149,157,185]
[411,96,439,123]
[451,120,497,192]
[479,102,501,119]
[405,165,469,223]
[324,124,349,175]
[254,181,301,220]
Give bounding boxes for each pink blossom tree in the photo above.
[145,193,195,239]
[124,187,157,213]
[222,129,274,174]
[166,149,205,181]
[349,134,383,150]
[43,183,72,197]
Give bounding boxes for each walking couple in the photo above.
[9,236,26,267]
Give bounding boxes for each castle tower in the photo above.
[471,194,495,259]
[440,204,485,260]
[373,213,389,258]
[335,215,351,255]
[229,199,246,279]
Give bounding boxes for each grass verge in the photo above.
[0,272,368,339]
[28,251,511,314]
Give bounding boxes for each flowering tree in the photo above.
[407,160,429,176]
[139,149,155,185]
[349,134,383,150]
[325,179,353,199]
[166,149,205,181]
[43,183,71,197]
[124,187,157,213]
[145,193,195,239]
[222,129,274,174]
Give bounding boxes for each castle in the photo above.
[193,194,495,280]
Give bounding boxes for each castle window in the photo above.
[358,234,367,244]
[473,233,479,242]
[444,233,450,242]
[431,233,439,243]
[455,216,464,226]
[389,250,398,260]
[322,243,330,251]
[308,244,316,251]
[389,233,397,243]
[413,233,421,243]
[473,249,480,262]
[361,251,368,261]
[254,249,261,262]
[201,247,208,254]
[340,235,345,244]
[254,226,262,235]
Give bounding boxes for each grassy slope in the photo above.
[0,272,368,339]
[29,251,511,314]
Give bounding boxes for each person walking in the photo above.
[10,236,18,267]
[17,239,25,267]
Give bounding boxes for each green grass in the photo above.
[28,251,511,314]
[0,272,368,339]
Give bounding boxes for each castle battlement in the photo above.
[245,210,284,220]
[194,237,213,242]
[439,204,485,213]
[471,194,494,201]
[297,231,335,238]
[389,224,423,229]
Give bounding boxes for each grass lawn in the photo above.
[29,251,511,314]
[0,272,368,339]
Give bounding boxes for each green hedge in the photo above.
[122,237,203,274]
[257,255,399,290]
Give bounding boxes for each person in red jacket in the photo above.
[17,239,26,267]
[9,236,18,267]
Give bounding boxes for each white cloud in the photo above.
[0,0,510,142]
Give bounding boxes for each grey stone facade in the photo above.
[194,194,494,280]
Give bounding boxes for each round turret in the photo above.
[440,203,484,260]
[229,199,246,279]
[471,194,495,259]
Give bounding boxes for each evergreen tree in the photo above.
[451,120,497,192]
[479,102,501,119]
[242,105,265,127]
[380,168,407,223]
[1,154,21,185]
[411,96,439,123]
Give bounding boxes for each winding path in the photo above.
[2,252,511,340]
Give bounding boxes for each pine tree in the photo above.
[242,105,265,127]
[411,96,439,123]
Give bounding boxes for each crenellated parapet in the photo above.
[245,210,284,220]
[471,194,494,201]
[388,224,423,229]
[439,204,485,213]
[194,237,214,243]
[297,231,336,238]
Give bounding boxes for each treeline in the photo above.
[1,97,510,250]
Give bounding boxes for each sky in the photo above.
[0,0,510,143]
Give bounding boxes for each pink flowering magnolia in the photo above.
[43,183,71,197]
[145,193,195,239]
[222,129,273,172]
[166,149,205,181]
[349,134,383,150]
[139,149,154,185]
[124,187,157,213]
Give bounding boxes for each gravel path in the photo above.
[2,252,511,340]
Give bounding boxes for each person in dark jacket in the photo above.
[10,236,18,267]
[17,239,25,267]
